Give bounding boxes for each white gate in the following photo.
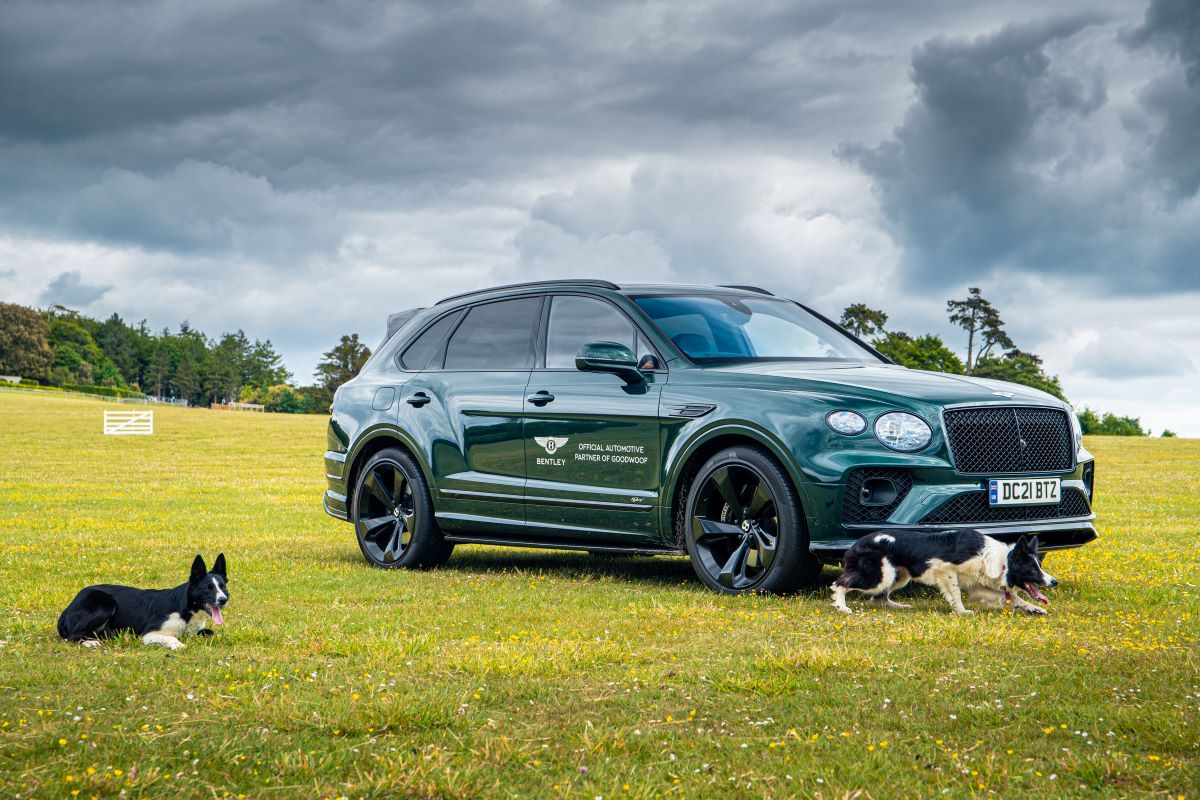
[103,410,154,435]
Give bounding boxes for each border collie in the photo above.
[57,554,229,649]
[832,531,1056,615]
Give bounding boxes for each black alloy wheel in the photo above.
[682,446,821,594]
[352,448,453,569]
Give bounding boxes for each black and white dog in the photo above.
[57,554,229,649]
[832,531,1056,615]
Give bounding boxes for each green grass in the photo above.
[1,392,1196,799]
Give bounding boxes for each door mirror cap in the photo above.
[575,341,645,384]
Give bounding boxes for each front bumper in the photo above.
[806,456,1097,563]
[810,518,1097,565]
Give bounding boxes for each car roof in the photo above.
[426,280,778,309]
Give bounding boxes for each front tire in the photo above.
[680,446,821,594]
[351,448,453,569]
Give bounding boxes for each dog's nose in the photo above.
[217,596,228,606]
[1047,576,1059,588]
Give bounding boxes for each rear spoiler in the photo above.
[385,308,426,342]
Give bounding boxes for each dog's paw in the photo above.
[953,609,975,615]
[1020,605,1048,615]
[81,639,102,648]
[833,605,853,614]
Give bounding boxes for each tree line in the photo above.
[0,292,1166,432]
[839,288,1155,436]
[0,301,371,414]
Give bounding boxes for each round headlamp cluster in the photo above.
[873,412,932,451]
[825,410,867,435]
[825,409,932,451]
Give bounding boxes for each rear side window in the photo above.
[400,313,459,370]
[545,296,637,368]
[443,297,542,370]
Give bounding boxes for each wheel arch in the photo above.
[661,424,813,549]
[344,426,436,513]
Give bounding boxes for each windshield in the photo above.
[633,295,881,363]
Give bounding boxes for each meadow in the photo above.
[0,392,1195,799]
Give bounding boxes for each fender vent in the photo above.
[665,403,716,418]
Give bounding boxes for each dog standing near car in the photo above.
[57,554,229,649]
[832,531,1057,614]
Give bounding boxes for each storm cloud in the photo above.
[0,0,1197,433]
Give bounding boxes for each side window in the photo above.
[400,313,459,370]
[545,296,637,368]
[443,297,542,370]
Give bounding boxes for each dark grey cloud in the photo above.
[1125,0,1200,200]
[840,12,1200,294]
[39,270,112,307]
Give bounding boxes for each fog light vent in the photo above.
[842,468,913,524]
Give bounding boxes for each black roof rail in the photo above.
[435,279,621,305]
[719,284,774,295]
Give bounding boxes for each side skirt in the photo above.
[441,533,683,557]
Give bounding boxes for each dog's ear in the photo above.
[213,553,226,578]
[1026,535,1039,553]
[190,554,207,584]
[1014,534,1028,552]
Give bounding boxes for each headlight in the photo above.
[826,410,867,435]
[874,412,932,451]
[1069,410,1083,452]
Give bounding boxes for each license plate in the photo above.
[989,477,1060,506]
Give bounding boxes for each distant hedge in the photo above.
[61,383,146,399]
[1,383,63,392]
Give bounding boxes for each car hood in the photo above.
[703,362,1065,407]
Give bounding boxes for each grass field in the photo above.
[0,392,1196,799]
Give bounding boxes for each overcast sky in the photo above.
[1,0,1197,434]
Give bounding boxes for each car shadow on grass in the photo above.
[340,545,843,597]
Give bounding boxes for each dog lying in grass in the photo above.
[832,531,1056,615]
[57,554,229,649]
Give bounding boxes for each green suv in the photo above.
[323,280,1096,593]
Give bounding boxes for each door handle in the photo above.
[406,391,431,408]
[526,391,555,406]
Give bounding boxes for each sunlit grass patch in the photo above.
[0,393,1197,798]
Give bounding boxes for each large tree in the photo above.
[946,288,1012,371]
[206,330,250,403]
[971,349,1065,400]
[95,312,144,388]
[314,334,372,395]
[44,306,125,387]
[839,303,889,340]
[244,339,291,388]
[145,341,172,397]
[0,302,54,381]
[874,331,965,374]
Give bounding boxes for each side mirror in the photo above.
[575,341,645,385]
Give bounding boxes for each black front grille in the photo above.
[920,488,1091,525]
[842,468,913,524]
[944,406,1073,474]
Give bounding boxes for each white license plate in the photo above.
[988,477,1060,506]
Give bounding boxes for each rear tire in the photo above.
[351,448,453,569]
[679,445,821,594]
